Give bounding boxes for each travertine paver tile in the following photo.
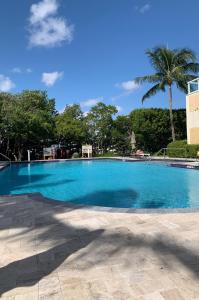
[110,289,134,300]
[39,290,63,300]
[15,291,39,300]
[1,285,39,298]
[142,292,165,300]
[0,297,15,300]
[139,278,173,295]
[160,288,186,300]
[1,196,199,299]
[170,276,199,299]
[61,280,91,300]
[87,279,113,300]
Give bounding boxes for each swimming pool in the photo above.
[0,160,199,209]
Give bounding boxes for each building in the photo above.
[186,78,199,144]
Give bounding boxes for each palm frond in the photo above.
[181,62,199,73]
[136,46,199,103]
[173,48,197,65]
[141,83,165,103]
[176,81,188,93]
[135,73,162,84]
[176,75,198,93]
[145,48,166,73]
[160,48,173,71]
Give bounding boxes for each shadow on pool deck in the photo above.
[0,227,103,296]
[0,196,199,296]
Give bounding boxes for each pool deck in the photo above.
[1,194,199,299]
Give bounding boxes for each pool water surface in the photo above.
[0,160,199,208]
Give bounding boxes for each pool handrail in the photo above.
[155,148,187,158]
[0,153,11,165]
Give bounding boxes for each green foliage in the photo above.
[130,108,186,153]
[187,145,199,158]
[0,90,56,160]
[135,47,199,141]
[85,102,117,153]
[135,47,199,101]
[0,89,191,160]
[55,104,87,150]
[167,140,188,157]
[167,140,199,158]
[112,116,132,155]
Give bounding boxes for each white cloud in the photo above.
[116,105,122,113]
[26,68,32,73]
[30,0,58,24]
[111,80,139,102]
[28,0,74,47]
[11,67,32,74]
[80,97,103,108]
[117,80,139,92]
[42,71,63,86]
[140,4,151,13]
[135,3,151,14]
[11,67,22,74]
[0,75,15,92]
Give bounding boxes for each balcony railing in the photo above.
[188,78,199,94]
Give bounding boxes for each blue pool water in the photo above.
[0,160,199,209]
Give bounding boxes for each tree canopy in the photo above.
[0,90,188,160]
[55,104,87,149]
[85,102,118,153]
[130,108,186,152]
[111,116,132,155]
[0,91,56,160]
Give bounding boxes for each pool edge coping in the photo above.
[1,157,199,171]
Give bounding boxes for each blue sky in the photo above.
[0,0,198,115]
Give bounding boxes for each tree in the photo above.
[85,102,117,153]
[0,90,56,160]
[112,116,132,155]
[55,104,87,150]
[135,47,199,141]
[0,93,16,155]
[130,108,186,153]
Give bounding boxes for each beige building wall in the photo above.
[186,91,199,144]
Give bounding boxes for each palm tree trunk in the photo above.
[168,85,176,142]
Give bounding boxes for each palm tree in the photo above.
[135,47,199,141]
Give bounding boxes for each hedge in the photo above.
[167,140,199,158]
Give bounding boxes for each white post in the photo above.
[27,150,31,162]
[88,148,90,158]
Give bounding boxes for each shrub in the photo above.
[72,152,80,158]
[167,140,199,158]
[186,144,199,158]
